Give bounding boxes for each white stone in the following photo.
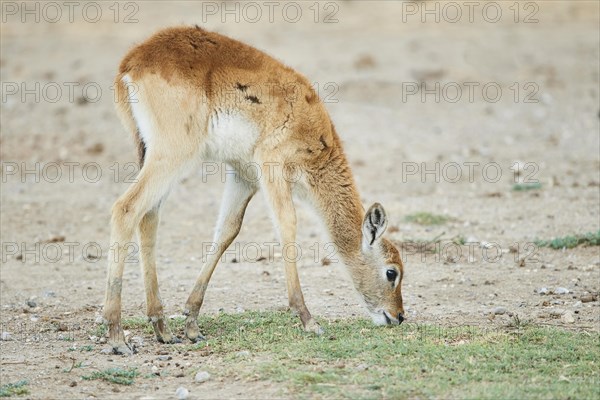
[175,387,189,400]
[195,371,211,383]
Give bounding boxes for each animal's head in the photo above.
[352,203,405,325]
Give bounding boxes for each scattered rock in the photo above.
[44,290,57,297]
[549,309,565,317]
[356,363,369,371]
[537,287,549,295]
[561,311,575,324]
[573,301,582,308]
[175,387,189,400]
[26,298,37,308]
[493,307,508,315]
[354,54,376,70]
[151,365,160,375]
[175,371,185,378]
[194,371,210,383]
[235,350,250,358]
[86,143,104,155]
[69,381,77,387]
[581,293,598,303]
[43,235,65,243]
[130,336,144,347]
[553,287,569,295]
[157,355,171,361]
[1,332,11,341]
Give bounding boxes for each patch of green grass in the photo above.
[0,381,28,397]
[535,230,600,249]
[89,323,107,338]
[173,311,600,399]
[405,212,453,225]
[399,233,466,254]
[512,182,542,191]
[122,316,153,334]
[82,368,139,385]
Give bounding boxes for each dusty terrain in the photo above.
[1,1,599,398]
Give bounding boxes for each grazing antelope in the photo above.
[105,25,405,354]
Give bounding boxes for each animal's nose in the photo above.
[398,313,405,324]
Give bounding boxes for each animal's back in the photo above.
[115,26,336,170]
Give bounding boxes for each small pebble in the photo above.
[553,287,569,295]
[493,307,507,315]
[194,371,210,383]
[581,294,598,303]
[175,387,189,400]
[537,287,549,295]
[356,363,369,371]
[26,299,37,308]
[1,332,11,341]
[235,350,250,358]
[550,309,565,317]
[157,355,172,361]
[561,311,575,324]
[151,365,160,375]
[69,381,77,387]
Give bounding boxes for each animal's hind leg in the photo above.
[103,155,193,354]
[139,204,180,344]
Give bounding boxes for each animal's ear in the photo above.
[362,203,388,249]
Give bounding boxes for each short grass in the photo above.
[535,230,600,249]
[0,381,28,397]
[124,312,599,399]
[398,233,465,254]
[82,368,139,385]
[404,212,453,225]
[512,182,542,191]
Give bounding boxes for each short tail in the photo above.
[114,73,146,167]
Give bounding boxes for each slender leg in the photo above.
[184,176,256,341]
[103,157,191,354]
[259,165,323,334]
[138,204,180,343]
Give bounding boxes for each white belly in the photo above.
[201,110,260,163]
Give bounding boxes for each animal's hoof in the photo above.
[189,334,206,343]
[157,334,182,344]
[109,341,134,356]
[304,319,324,336]
[184,316,206,342]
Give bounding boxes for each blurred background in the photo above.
[1,0,599,390]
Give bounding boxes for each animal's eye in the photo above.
[386,269,397,282]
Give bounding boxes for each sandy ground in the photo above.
[1,1,599,398]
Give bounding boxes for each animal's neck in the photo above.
[308,136,365,268]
